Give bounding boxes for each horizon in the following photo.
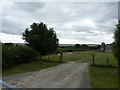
[1,42,103,45]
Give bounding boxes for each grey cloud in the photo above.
[72,26,91,32]
[1,2,118,44]
[14,2,45,12]
[2,18,23,35]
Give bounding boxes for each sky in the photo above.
[0,2,118,44]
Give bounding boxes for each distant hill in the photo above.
[59,44,100,46]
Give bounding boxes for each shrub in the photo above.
[2,45,39,69]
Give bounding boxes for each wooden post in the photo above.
[92,54,95,65]
[59,52,63,63]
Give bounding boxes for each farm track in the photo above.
[3,62,90,88]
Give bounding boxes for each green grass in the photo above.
[2,61,61,76]
[44,51,118,66]
[89,66,118,88]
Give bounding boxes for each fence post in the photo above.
[92,54,95,65]
[59,52,63,63]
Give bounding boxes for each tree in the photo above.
[22,22,59,60]
[4,42,14,46]
[112,21,120,88]
[75,44,81,48]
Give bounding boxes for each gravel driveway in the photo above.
[2,62,90,88]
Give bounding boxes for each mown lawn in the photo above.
[2,50,118,88]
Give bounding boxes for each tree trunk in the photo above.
[92,54,95,65]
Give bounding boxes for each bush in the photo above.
[2,45,39,69]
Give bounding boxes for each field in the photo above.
[2,50,118,88]
[44,50,118,66]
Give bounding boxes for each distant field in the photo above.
[43,50,118,66]
[2,50,118,88]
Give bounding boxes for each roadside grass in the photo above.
[89,66,118,88]
[2,60,61,76]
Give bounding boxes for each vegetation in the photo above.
[3,61,61,76]
[90,66,118,88]
[22,22,59,57]
[113,21,120,63]
[42,51,117,66]
[112,21,120,88]
[57,45,100,53]
[3,43,14,46]
[2,45,39,70]
[74,44,81,48]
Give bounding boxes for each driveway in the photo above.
[3,62,90,88]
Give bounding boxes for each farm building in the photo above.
[101,42,112,52]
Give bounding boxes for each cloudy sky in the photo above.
[0,2,118,44]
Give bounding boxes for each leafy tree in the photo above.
[112,21,120,88]
[75,44,81,48]
[113,22,120,64]
[22,22,59,60]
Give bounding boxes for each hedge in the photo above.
[2,45,39,69]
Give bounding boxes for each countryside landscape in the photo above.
[1,1,120,89]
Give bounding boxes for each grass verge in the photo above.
[2,60,62,76]
[89,66,118,88]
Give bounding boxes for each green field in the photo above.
[2,51,118,88]
[44,51,118,66]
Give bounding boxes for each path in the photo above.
[3,62,90,88]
